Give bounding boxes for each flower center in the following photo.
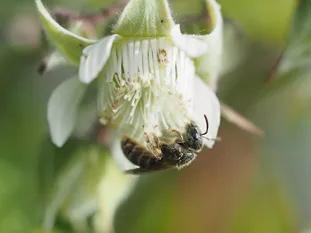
[97,37,196,140]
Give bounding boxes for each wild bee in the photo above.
[122,115,215,174]
[121,136,195,173]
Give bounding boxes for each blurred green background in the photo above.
[2,0,311,232]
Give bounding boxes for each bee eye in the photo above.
[192,131,200,140]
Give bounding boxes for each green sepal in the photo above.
[35,0,96,65]
[205,0,219,32]
[114,0,175,37]
[193,0,223,90]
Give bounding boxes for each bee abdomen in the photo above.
[121,137,161,169]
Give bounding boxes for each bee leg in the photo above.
[144,132,162,159]
[169,129,183,143]
[152,132,160,147]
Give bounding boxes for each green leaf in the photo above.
[35,0,96,65]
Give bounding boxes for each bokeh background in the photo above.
[2,0,310,232]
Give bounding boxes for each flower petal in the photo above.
[191,76,221,148]
[48,77,87,147]
[79,35,119,84]
[35,0,96,65]
[171,25,209,58]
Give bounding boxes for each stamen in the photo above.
[98,37,196,140]
[128,41,135,79]
[142,40,149,78]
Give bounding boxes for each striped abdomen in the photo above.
[121,136,164,169]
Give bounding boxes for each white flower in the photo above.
[36,0,223,148]
[35,2,224,232]
[89,33,210,141]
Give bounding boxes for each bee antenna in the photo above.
[200,114,209,136]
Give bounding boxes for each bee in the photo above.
[121,115,214,174]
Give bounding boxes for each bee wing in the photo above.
[124,165,173,175]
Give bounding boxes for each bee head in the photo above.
[184,123,204,152]
[184,115,210,152]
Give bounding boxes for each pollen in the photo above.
[158,49,168,65]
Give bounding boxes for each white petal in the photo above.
[171,25,208,58]
[48,77,87,147]
[192,76,221,148]
[79,35,120,84]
